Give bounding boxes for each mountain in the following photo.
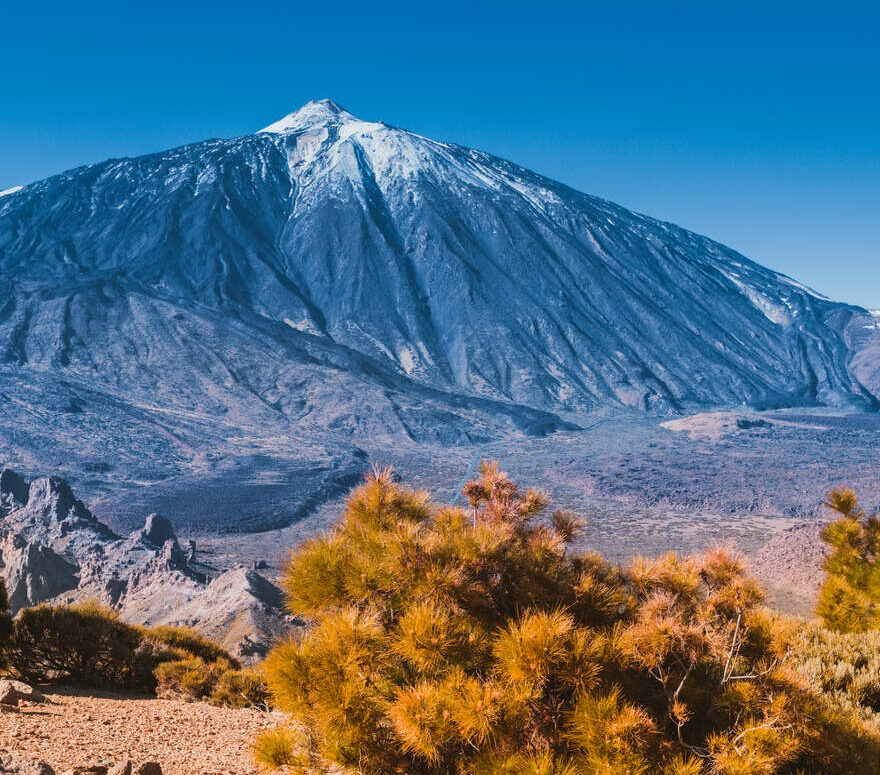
[0,99,876,530]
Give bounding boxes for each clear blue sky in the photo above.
[2,0,878,307]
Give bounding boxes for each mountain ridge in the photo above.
[0,100,877,530]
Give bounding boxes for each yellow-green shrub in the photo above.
[211,667,269,708]
[155,655,270,708]
[790,621,880,728]
[253,727,306,769]
[154,655,232,700]
[6,601,171,690]
[145,625,238,666]
[261,464,880,774]
[2,599,242,696]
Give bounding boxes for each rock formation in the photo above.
[0,468,292,661]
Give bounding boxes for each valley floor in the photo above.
[0,686,274,775]
[191,409,875,617]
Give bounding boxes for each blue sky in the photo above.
[2,0,878,307]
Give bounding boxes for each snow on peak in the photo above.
[258,99,358,134]
[0,185,23,198]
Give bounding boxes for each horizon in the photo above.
[2,0,877,308]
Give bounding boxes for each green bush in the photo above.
[0,578,12,667]
[6,601,171,691]
[2,599,243,697]
[254,727,304,769]
[0,579,11,668]
[260,463,880,775]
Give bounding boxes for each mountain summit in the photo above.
[0,101,877,527]
[259,99,359,133]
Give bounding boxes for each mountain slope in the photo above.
[0,100,876,528]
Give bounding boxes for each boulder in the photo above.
[0,679,47,706]
[0,756,55,775]
[107,764,131,775]
[133,765,161,775]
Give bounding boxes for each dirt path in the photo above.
[0,686,277,775]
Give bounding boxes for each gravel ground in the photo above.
[748,521,829,616]
[0,686,277,775]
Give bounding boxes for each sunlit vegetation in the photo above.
[259,464,880,774]
[816,487,880,632]
[0,598,267,707]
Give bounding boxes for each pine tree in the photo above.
[258,464,880,775]
[816,487,880,632]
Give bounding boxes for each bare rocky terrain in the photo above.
[202,406,877,561]
[0,685,274,775]
[749,521,828,615]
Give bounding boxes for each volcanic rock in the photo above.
[0,470,290,661]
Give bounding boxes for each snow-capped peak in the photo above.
[0,185,23,198]
[258,99,357,134]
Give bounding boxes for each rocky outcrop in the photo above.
[0,679,47,707]
[152,567,290,660]
[0,469,292,662]
[1,536,79,611]
[0,473,116,553]
[137,515,176,548]
[0,469,29,509]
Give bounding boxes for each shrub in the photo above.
[261,463,880,775]
[145,625,238,667]
[3,599,241,696]
[154,655,232,700]
[6,601,169,691]
[211,668,269,708]
[815,487,880,631]
[155,654,269,708]
[253,727,306,769]
[790,621,880,728]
